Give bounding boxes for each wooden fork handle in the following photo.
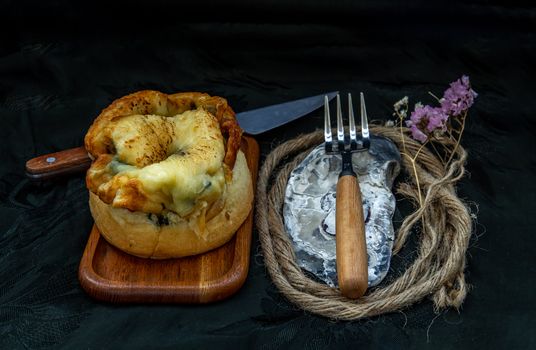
[26,147,92,180]
[335,174,368,299]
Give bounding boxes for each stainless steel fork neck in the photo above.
[340,151,357,177]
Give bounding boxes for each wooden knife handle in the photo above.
[26,146,92,180]
[335,174,368,299]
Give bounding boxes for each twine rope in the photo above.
[256,126,472,320]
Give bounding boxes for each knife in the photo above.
[25,92,338,180]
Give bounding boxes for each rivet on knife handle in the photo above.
[25,147,92,180]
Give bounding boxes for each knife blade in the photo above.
[237,92,338,135]
[25,92,338,180]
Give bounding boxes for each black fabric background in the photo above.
[0,1,535,349]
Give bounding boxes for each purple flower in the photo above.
[405,105,448,143]
[408,124,428,143]
[441,75,478,116]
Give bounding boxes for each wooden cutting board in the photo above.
[78,136,259,303]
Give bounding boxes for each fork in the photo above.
[324,92,370,299]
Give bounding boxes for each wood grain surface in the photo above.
[25,146,91,180]
[78,136,259,304]
[335,174,368,299]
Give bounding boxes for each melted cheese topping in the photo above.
[103,109,225,217]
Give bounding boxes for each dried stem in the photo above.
[428,91,442,103]
[401,140,428,207]
[430,140,445,164]
[400,118,408,156]
[411,142,428,206]
[446,111,467,166]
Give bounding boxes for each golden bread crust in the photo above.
[89,151,253,258]
[86,109,226,214]
[84,90,242,169]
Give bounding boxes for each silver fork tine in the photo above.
[360,92,370,148]
[348,93,357,150]
[336,94,345,151]
[324,95,332,153]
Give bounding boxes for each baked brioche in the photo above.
[84,91,253,258]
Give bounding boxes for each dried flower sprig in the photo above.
[393,76,478,206]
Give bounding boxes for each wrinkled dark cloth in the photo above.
[0,1,535,349]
